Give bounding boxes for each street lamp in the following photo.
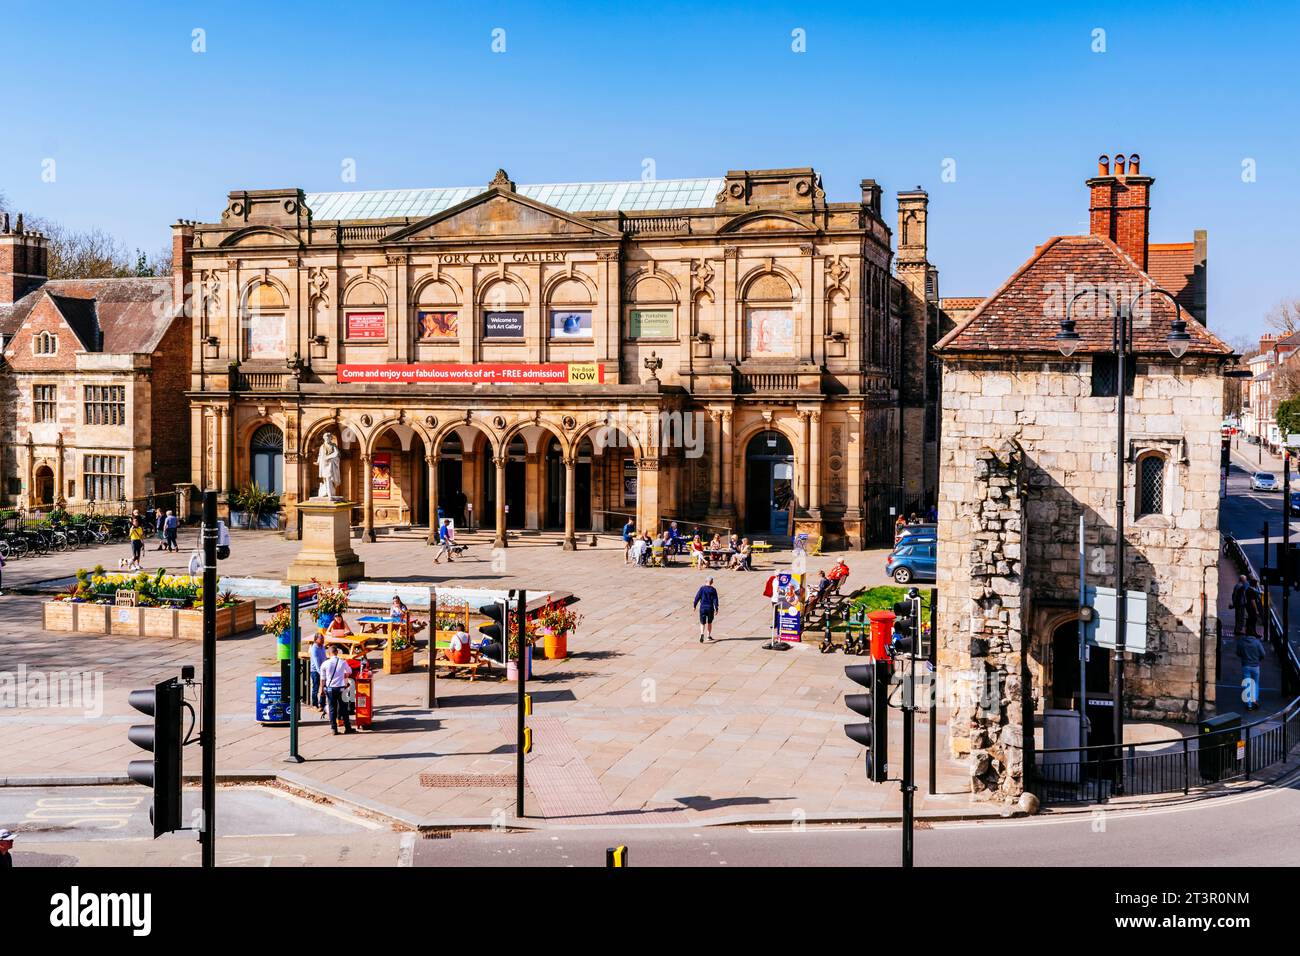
[1056,286,1191,783]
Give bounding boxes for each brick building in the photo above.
[932,155,1232,800]
[0,215,191,511]
[180,167,939,548]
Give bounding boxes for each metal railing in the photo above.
[1036,699,1300,803]
[1035,531,1300,804]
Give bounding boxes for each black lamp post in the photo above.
[1055,287,1190,778]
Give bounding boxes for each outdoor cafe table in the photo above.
[703,548,733,568]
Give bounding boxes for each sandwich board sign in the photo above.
[1083,585,1148,653]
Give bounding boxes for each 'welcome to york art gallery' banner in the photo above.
[337,363,605,385]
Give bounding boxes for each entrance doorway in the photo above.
[34,465,54,508]
[744,430,795,534]
[484,435,526,528]
[542,437,594,531]
[438,432,465,525]
[1051,618,1114,749]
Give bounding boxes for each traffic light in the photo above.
[478,599,509,643]
[127,678,184,838]
[892,600,916,657]
[844,660,890,783]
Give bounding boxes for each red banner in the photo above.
[336,363,604,385]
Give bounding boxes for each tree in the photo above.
[1275,354,1300,403]
[1265,298,1300,336]
[1276,397,1300,442]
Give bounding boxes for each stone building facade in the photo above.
[933,155,1232,798]
[180,167,938,548]
[0,216,190,511]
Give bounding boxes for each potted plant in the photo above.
[534,599,582,661]
[383,630,414,674]
[230,482,280,530]
[506,615,539,681]
[314,581,349,632]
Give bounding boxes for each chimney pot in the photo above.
[1114,154,1127,176]
[1098,154,1110,176]
[1128,153,1140,175]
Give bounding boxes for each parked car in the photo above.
[886,542,936,584]
[1290,491,1300,516]
[894,522,938,545]
[1251,472,1279,492]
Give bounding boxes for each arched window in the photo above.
[242,281,286,359]
[34,331,58,354]
[743,272,796,358]
[1138,454,1165,516]
[250,424,284,494]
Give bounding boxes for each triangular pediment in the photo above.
[387,188,621,242]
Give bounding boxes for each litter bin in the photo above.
[1198,711,1242,782]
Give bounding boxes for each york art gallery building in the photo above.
[180,167,938,548]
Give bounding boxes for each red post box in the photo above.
[344,657,373,729]
[866,610,896,661]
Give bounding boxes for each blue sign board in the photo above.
[256,673,288,724]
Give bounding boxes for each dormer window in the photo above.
[34,331,58,355]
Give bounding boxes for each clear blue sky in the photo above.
[3,0,1296,342]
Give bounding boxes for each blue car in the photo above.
[886,541,936,584]
[1291,491,1300,516]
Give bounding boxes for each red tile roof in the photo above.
[934,235,1230,357]
[1147,242,1201,317]
[0,277,175,354]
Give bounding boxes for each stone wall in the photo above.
[938,356,1223,763]
[945,439,1031,801]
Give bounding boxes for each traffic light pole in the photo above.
[1284,452,1291,666]
[427,590,438,708]
[927,588,937,796]
[285,584,303,764]
[200,489,217,869]
[901,655,915,869]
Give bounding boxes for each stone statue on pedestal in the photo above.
[315,432,342,500]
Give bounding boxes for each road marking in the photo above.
[398,832,415,867]
[260,786,384,830]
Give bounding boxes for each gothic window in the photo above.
[1138,454,1165,516]
[34,331,58,354]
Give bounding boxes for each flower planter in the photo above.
[143,606,179,639]
[384,644,415,674]
[75,604,110,634]
[43,601,78,631]
[542,630,568,661]
[109,605,144,636]
[506,646,534,681]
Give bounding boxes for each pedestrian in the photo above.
[1230,575,1248,636]
[693,575,720,643]
[0,549,5,596]
[128,517,145,570]
[1237,631,1265,711]
[154,508,166,550]
[318,645,355,735]
[188,550,203,577]
[1244,577,1262,637]
[164,510,179,552]
[433,518,455,563]
[0,828,12,869]
[622,518,635,564]
[308,633,328,714]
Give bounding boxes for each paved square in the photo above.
[0,527,985,826]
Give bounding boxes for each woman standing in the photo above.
[128,517,145,571]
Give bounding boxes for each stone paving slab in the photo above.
[0,528,979,826]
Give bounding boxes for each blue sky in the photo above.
[3,0,1296,342]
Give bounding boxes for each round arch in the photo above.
[737,264,802,303]
[409,272,465,306]
[476,272,529,307]
[238,274,291,312]
[570,418,645,460]
[542,270,598,305]
[341,275,388,306]
[733,419,801,535]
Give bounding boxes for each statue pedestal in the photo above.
[286,500,365,585]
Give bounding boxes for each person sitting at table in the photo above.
[390,595,409,621]
[728,534,741,553]
[448,623,472,664]
[667,521,683,553]
[689,534,706,569]
[811,569,832,603]
[638,530,655,566]
[325,613,353,640]
[729,538,753,571]
[827,559,850,589]
[628,534,648,567]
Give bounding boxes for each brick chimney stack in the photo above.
[0,213,49,307]
[1087,152,1153,271]
[171,219,196,317]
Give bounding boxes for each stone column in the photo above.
[362,454,375,542]
[425,454,439,544]
[709,410,722,510]
[563,456,577,550]
[24,438,35,508]
[721,410,734,515]
[800,411,812,513]
[809,411,822,515]
[493,454,508,549]
[54,436,66,508]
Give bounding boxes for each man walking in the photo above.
[693,576,720,643]
[1237,631,1266,711]
[433,518,456,564]
[308,633,329,714]
[623,518,636,564]
[1244,577,1262,637]
[1231,575,1248,636]
[318,645,355,734]
[164,510,179,552]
